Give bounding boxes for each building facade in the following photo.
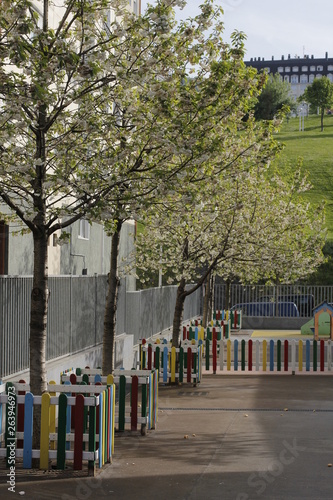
[245,52,333,100]
[0,1,138,285]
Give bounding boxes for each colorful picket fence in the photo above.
[61,369,158,434]
[203,338,333,374]
[181,310,242,342]
[182,322,231,341]
[214,309,242,330]
[140,339,203,385]
[0,379,115,472]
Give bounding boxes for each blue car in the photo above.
[231,302,299,317]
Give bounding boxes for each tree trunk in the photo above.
[172,277,187,347]
[103,221,122,375]
[202,273,211,328]
[30,0,49,397]
[321,108,324,132]
[207,273,215,323]
[225,279,231,310]
[30,231,49,394]
[30,230,49,458]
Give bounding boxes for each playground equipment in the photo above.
[301,301,333,340]
[313,302,333,340]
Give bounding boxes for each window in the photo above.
[292,66,299,72]
[302,66,308,72]
[264,67,270,73]
[291,75,299,84]
[277,67,284,73]
[328,65,333,71]
[317,65,323,71]
[328,74,333,82]
[284,75,289,82]
[79,220,90,240]
[300,74,308,83]
[309,74,315,83]
[316,74,322,79]
[310,65,316,72]
[285,66,291,73]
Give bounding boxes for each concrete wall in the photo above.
[4,332,135,384]
[7,228,34,275]
[242,317,307,330]
[60,221,112,276]
[119,220,136,291]
[3,218,135,279]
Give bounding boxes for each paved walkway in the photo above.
[1,375,333,499]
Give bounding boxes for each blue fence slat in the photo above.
[234,339,238,371]
[163,347,168,383]
[64,381,71,450]
[270,340,274,371]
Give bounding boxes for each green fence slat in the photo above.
[205,338,210,370]
[277,340,281,371]
[179,347,184,383]
[313,340,318,372]
[155,346,160,372]
[241,340,246,371]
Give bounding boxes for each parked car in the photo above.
[259,294,314,317]
[231,301,299,317]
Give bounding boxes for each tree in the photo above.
[0,0,194,392]
[250,169,325,286]
[254,73,296,120]
[135,145,270,346]
[301,77,333,131]
[136,154,325,347]
[131,10,289,348]
[99,0,270,371]
[305,241,333,285]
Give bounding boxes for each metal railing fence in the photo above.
[215,284,333,317]
[0,276,201,378]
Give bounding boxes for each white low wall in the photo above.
[3,318,196,384]
[4,334,136,384]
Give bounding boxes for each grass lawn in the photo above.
[276,114,333,239]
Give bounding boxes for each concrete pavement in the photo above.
[1,375,333,499]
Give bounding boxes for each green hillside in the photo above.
[276,114,333,239]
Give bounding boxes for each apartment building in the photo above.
[245,52,333,100]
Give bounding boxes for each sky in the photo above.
[140,0,333,61]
